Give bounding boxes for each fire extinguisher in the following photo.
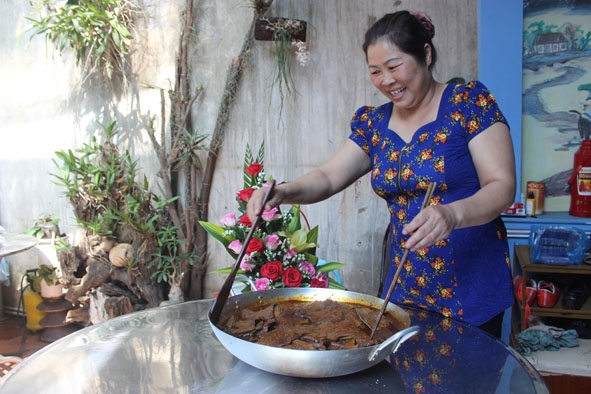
[569,139,591,217]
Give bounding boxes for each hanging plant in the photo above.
[25,0,138,86]
[255,16,308,123]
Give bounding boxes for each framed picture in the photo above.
[522,1,591,211]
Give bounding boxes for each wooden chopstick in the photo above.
[370,182,437,339]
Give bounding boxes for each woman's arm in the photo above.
[403,122,516,250]
[247,140,371,219]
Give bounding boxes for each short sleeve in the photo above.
[348,105,378,155]
[449,80,508,142]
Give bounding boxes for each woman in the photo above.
[247,10,515,338]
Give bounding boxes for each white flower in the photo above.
[292,40,309,67]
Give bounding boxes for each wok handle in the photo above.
[368,325,420,362]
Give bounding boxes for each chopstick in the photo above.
[370,182,437,339]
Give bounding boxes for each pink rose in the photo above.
[310,272,329,288]
[240,257,255,272]
[228,240,242,254]
[261,207,281,222]
[283,267,303,288]
[254,277,270,291]
[220,213,237,227]
[283,249,296,260]
[265,234,281,251]
[300,261,315,275]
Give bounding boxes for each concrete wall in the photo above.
[0,0,478,312]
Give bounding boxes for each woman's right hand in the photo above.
[247,184,284,221]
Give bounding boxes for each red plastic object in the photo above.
[513,276,537,305]
[537,280,559,308]
[569,139,591,217]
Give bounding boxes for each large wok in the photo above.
[208,288,420,378]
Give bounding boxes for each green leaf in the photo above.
[255,141,265,166]
[328,278,347,290]
[306,225,319,243]
[210,266,245,275]
[317,262,345,274]
[199,221,230,247]
[304,253,318,265]
[286,206,302,233]
[243,143,254,188]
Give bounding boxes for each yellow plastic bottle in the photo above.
[23,287,45,332]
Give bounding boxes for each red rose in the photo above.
[260,261,283,281]
[246,163,263,177]
[238,214,252,227]
[283,267,303,288]
[311,273,329,288]
[237,188,254,202]
[245,238,264,255]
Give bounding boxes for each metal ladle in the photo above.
[209,180,276,325]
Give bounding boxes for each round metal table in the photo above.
[0,299,549,393]
[0,233,37,320]
[0,233,37,258]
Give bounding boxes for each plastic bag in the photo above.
[0,257,10,286]
[529,225,590,265]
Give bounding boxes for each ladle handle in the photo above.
[368,325,420,362]
[209,181,276,324]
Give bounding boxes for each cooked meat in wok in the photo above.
[219,299,406,350]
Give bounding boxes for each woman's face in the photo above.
[366,39,432,110]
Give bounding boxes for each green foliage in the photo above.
[26,0,136,81]
[28,214,60,239]
[51,121,155,237]
[51,120,196,293]
[148,224,194,285]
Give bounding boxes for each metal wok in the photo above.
[208,288,420,378]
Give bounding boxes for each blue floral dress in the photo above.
[349,81,513,326]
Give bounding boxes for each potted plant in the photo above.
[28,214,60,240]
[35,264,64,299]
[28,215,64,269]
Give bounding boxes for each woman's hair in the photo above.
[362,10,437,70]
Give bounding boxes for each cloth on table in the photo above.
[514,322,579,355]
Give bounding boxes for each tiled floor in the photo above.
[0,314,48,359]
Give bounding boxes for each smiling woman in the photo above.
[246,9,516,345]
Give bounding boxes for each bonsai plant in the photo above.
[28,214,61,240]
[35,264,64,299]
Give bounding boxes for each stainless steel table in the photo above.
[0,299,550,393]
[0,233,37,320]
[0,233,37,258]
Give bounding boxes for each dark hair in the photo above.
[362,11,438,70]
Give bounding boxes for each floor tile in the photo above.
[0,314,48,359]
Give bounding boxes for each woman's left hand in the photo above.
[402,205,457,251]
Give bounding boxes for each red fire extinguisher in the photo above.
[569,139,591,217]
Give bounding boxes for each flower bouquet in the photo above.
[200,142,345,293]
